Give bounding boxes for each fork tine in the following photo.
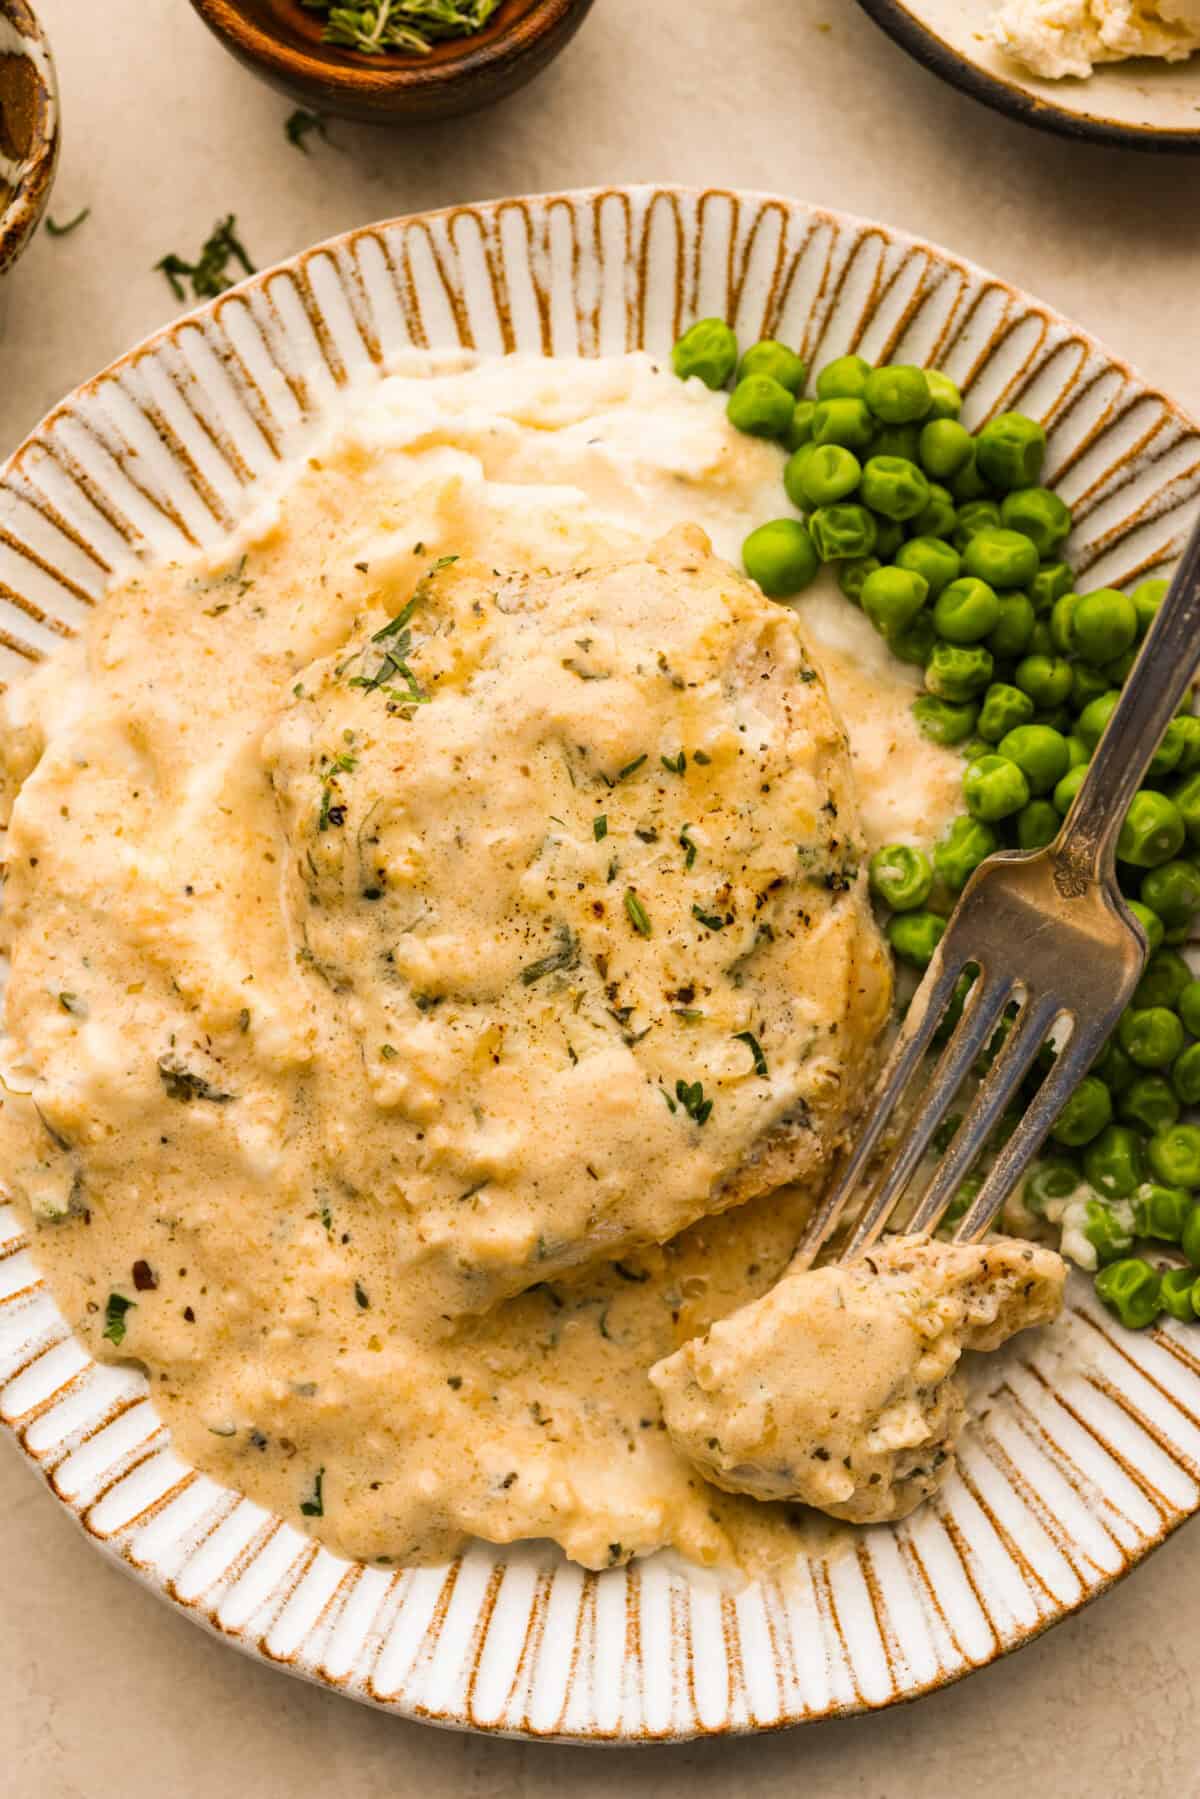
[901,991,1062,1241]
[952,1027,1099,1244]
[838,965,1017,1258]
[796,941,999,1266]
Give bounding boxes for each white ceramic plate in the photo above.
[857,0,1200,151]
[3,185,1200,1743]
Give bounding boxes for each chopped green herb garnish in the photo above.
[593,815,608,841]
[379,1043,398,1060]
[317,784,347,832]
[658,1086,678,1113]
[521,926,580,986]
[680,826,697,871]
[675,1078,713,1125]
[58,991,87,1017]
[733,1031,769,1078]
[692,903,726,931]
[693,750,712,766]
[299,0,501,55]
[624,890,652,937]
[238,1007,251,1033]
[46,208,90,238]
[157,1055,235,1104]
[300,1468,325,1517]
[156,215,256,302]
[661,750,687,775]
[616,754,647,783]
[102,1292,135,1346]
[354,1281,370,1309]
[285,108,328,152]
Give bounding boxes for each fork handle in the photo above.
[1058,514,1200,886]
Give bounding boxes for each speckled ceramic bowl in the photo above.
[857,0,1200,151]
[0,0,58,291]
[2,187,1200,1743]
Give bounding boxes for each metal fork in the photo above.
[799,509,1200,1268]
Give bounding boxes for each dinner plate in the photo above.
[2,185,1200,1743]
[857,0,1200,152]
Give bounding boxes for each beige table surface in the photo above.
[3,2,1199,1793]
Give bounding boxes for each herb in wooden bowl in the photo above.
[299,0,501,54]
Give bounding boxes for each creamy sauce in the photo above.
[0,353,962,1576]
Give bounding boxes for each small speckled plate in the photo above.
[0,0,59,306]
[2,186,1200,1742]
[857,0,1200,152]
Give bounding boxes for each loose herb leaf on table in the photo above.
[285,108,329,151]
[156,216,257,303]
[300,0,502,55]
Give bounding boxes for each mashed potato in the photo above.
[0,351,971,1573]
[993,0,1200,78]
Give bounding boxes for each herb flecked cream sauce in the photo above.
[0,352,961,1576]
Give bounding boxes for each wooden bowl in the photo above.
[188,0,595,124]
[0,0,59,281]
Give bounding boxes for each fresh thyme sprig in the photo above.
[285,109,329,152]
[300,0,501,55]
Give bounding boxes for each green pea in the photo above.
[1027,621,1054,657]
[910,484,958,539]
[1095,1039,1137,1098]
[1066,734,1090,768]
[1162,1127,1200,1193]
[975,411,1047,490]
[1120,1075,1181,1135]
[1103,647,1139,686]
[1025,1158,1082,1214]
[964,753,1030,823]
[1140,859,1200,926]
[1119,1006,1186,1069]
[1095,1258,1161,1329]
[873,517,905,561]
[1149,718,1189,782]
[864,364,931,424]
[1118,792,1186,869]
[960,736,992,764]
[924,370,963,420]
[808,504,877,561]
[996,723,1071,796]
[872,424,924,464]
[1053,764,1088,816]
[1172,716,1200,773]
[949,446,991,503]
[1034,706,1074,735]
[868,843,934,912]
[793,444,862,507]
[1071,588,1139,667]
[1016,799,1060,850]
[952,499,1002,550]
[1135,1183,1191,1240]
[1133,948,1191,1011]
[858,455,930,522]
[934,814,998,891]
[861,566,929,637]
[1078,690,1121,750]
[961,526,1040,591]
[1158,1267,1197,1322]
[737,339,806,395]
[1052,1076,1113,1146]
[838,556,880,605]
[986,590,1036,660]
[741,520,820,598]
[912,696,979,747]
[887,909,946,969]
[1029,561,1075,614]
[1131,576,1168,638]
[784,398,817,453]
[1185,1201,1200,1264]
[919,418,973,481]
[1128,900,1166,956]
[727,374,795,439]
[815,354,871,401]
[933,577,1001,644]
[999,487,1072,557]
[671,318,738,389]
[978,683,1035,744]
[1083,1124,1145,1199]
[888,611,938,668]
[1178,979,1200,1038]
[1083,1199,1136,1267]
[896,536,961,598]
[925,642,994,702]
[1172,1043,1200,1108]
[1173,770,1200,843]
[1070,663,1111,714]
[1014,653,1073,709]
